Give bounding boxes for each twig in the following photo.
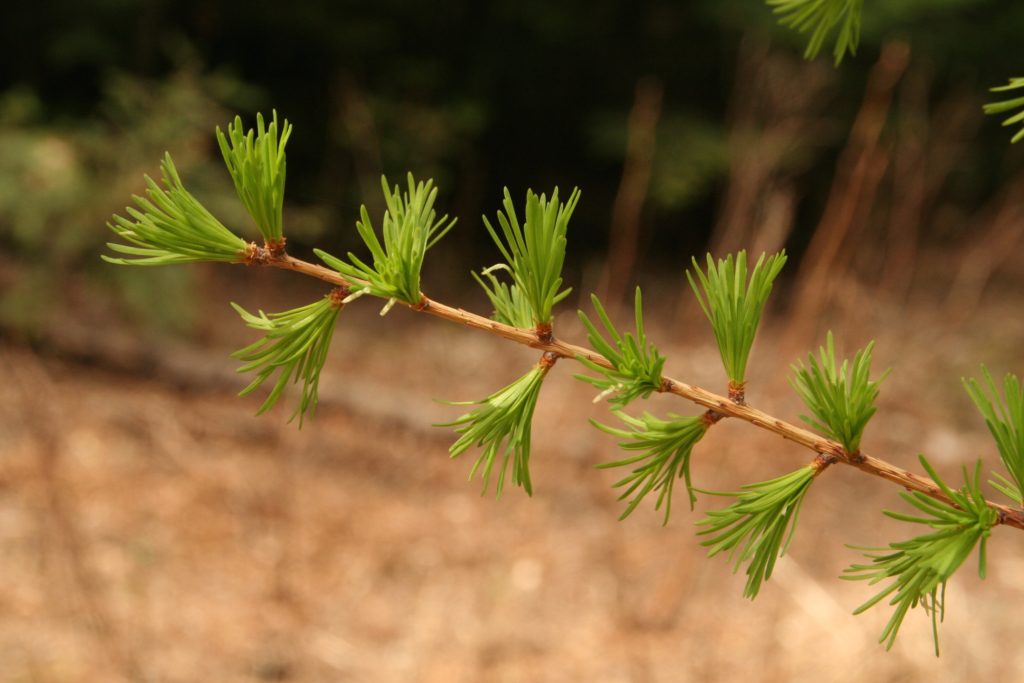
[256,251,1024,531]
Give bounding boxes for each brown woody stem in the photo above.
[258,254,1024,531]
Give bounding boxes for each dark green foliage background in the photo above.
[0,0,1021,334]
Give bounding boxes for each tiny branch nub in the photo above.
[728,380,746,405]
[243,241,266,265]
[244,239,289,266]
[702,409,726,427]
[813,452,838,473]
[265,237,287,259]
[536,322,554,344]
[328,286,349,308]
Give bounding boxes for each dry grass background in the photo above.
[1,265,1023,683]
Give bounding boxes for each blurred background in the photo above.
[1,1,1023,681]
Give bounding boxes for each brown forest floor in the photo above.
[1,269,1024,682]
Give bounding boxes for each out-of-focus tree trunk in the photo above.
[711,35,834,259]
[945,173,1024,323]
[783,41,910,353]
[597,77,663,310]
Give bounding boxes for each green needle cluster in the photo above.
[440,363,550,496]
[767,0,863,66]
[593,412,707,523]
[230,294,343,425]
[687,250,787,391]
[963,368,1024,505]
[316,174,455,311]
[698,465,815,599]
[843,457,997,655]
[104,153,248,266]
[576,288,666,408]
[790,331,889,454]
[217,111,293,243]
[472,266,534,329]
[984,78,1024,144]
[482,187,580,328]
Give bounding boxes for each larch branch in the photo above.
[260,251,1024,531]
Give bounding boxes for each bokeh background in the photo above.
[1,1,1023,681]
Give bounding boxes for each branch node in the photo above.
[414,294,430,311]
[701,409,726,427]
[847,449,866,464]
[244,239,289,265]
[659,377,673,393]
[328,286,350,308]
[264,237,287,260]
[243,241,269,265]
[540,351,560,368]
[813,452,839,473]
[728,380,746,405]
[536,322,554,345]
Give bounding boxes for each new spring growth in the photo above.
[230,290,344,425]
[790,331,889,456]
[698,465,816,599]
[766,0,863,66]
[576,287,666,408]
[473,263,534,329]
[687,250,787,400]
[439,357,553,497]
[104,153,248,266]
[592,412,707,523]
[315,173,455,313]
[482,186,580,328]
[694,330,885,601]
[843,457,997,656]
[963,368,1024,505]
[217,110,293,245]
[984,77,1024,144]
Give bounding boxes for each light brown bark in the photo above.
[257,250,1024,532]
